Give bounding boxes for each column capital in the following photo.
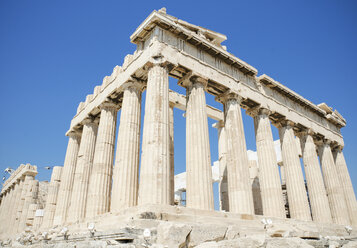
[216,90,244,105]
[122,78,146,93]
[82,116,99,126]
[145,56,174,71]
[315,138,332,148]
[178,72,208,89]
[274,119,295,129]
[67,130,81,138]
[332,143,344,152]
[295,128,315,138]
[100,100,120,111]
[246,106,271,117]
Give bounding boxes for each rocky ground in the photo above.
[1,205,356,247]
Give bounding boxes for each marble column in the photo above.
[318,140,350,225]
[32,205,44,231]
[182,76,214,210]
[67,118,98,223]
[53,131,81,225]
[26,204,38,228]
[169,103,175,205]
[9,179,23,234]
[252,108,285,218]
[0,192,6,227]
[18,179,37,231]
[333,146,357,226]
[278,121,311,221]
[7,186,17,227]
[219,92,254,214]
[86,102,118,218]
[42,166,62,228]
[16,174,35,232]
[138,63,170,206]
[111,81,143,211]
[213,121,229,211]
[26,180,39,227]
[10,178,24,234]
[249,160,263,215]
[298,131,332,223]
[0,188,12,233]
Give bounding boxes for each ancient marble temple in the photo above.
[0,8,356,246]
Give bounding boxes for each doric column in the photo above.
[297,130,332,223]
[278,120,311,221]
[218,92,254,214]
[53,131,81,225]
[249,160,263,215]
[86,102,118,218]
[213,121,229,211]
[0,193,6,228]
[6,184,17,233]
[42,166,62,228]
[111,81,143,211]
[169,103,175,205]
[15,174,35,232]
[26,204,38,229]
[249,107,285,218]
[67,118,98,223]
[0,188,12,233]
[138,63,170,206]
[318,140,350,225]
[9,179,24,235]
[181,75,214,210]
[25,180,39,227]
[18,178,37,232]
[32,204,43,231]
[333,146,357,226]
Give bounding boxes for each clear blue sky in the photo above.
[1,1,356,210]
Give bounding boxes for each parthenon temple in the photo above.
[1,8,356,247]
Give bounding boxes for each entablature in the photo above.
[1,163,37,194]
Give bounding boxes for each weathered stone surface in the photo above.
[195,237,265,248]
[156,222,191,248]
[265,237,314,248]
[188,224,227,247]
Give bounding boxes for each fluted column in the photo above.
[86,102,118,218]
[218,92,254,214]
[32,204,44,230]
[9,179,24,235]
[18,178,37,232]
[0,188,12,233]
[181,76,214,210]
[15,174,35,232]
[53,131,81,225]
[278,120,311,221]
[333,146,357,226]
[251,108,285,218]
[213,121,229,211]
[318,140,350,225]
[138,63,170,206]
[6,185,17,230]
[25,180,39,227]
[67,118,98,223]
[169,103,175,205]
[111,82,143,211]
[42,166,63,228]
[298,131,332,223]
[0,193,6,228]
